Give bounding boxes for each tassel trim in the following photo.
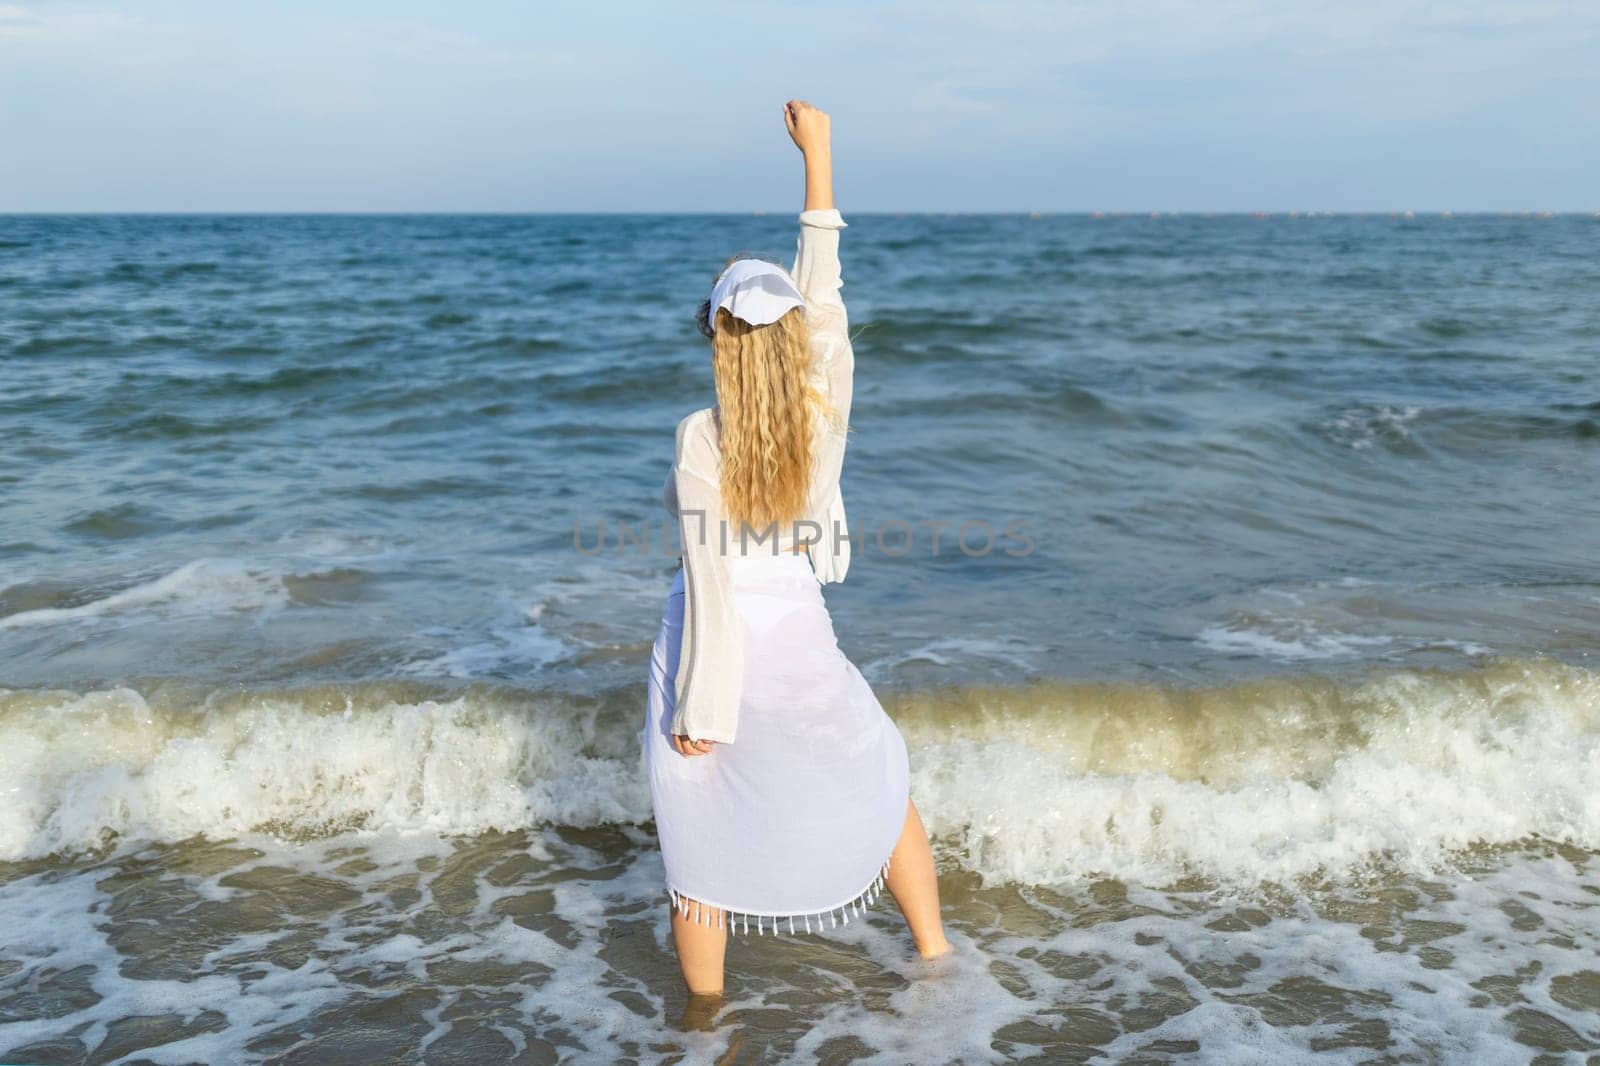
[666,855,891,937]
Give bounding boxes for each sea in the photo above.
[1,212,1597,1063]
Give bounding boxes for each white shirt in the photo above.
[660,208,854,743]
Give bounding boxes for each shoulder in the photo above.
[674,407,719,462]
[676,406,714,431]
[675,407,715,441]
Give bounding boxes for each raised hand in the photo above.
[784,99,831,157]
[784,99,834,212]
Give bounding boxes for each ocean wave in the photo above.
[2,659,1595,887]
[8,334,115,358]
[62,501,175,540]
[126,363,369,398]
[902,659,1600,886]
[0,559,288,631]
[889,384,1123,423]
[1312,402,1600,456]
[0,684,644,861]
[94,411,278,441]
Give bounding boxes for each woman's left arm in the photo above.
[668,410,743,754]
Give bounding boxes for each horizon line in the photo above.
[2,208,1597,218]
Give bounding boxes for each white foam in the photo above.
[401,600,571,679]
[0,686,648,861]
[1188,579,1521,664]
[861,635,1043,681]
[1197,621,1396,660]
[1073,851,1599,1063]
[792,929,1033,1064]
[901,659,1600,886]
[0,856,348,1063]
[2,660,1597,894]
[1322,403,1421,450]
[0,825,1593,1062]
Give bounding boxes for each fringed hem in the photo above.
[665,854,892,936]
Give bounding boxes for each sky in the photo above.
[2,0,1597,212]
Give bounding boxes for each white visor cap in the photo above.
[707,259,805,333]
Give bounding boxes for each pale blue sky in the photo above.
[2,1,1596,212]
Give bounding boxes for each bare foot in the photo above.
[676,991,724,1031]
[917,937,952,960]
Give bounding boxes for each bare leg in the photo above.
[884,798,951,959]
[669,898,728,996]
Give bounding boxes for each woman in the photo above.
[643,99,951,997]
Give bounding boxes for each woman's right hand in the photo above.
[786,100,834,211]
[784,100,831,157]
[671,734,716,757]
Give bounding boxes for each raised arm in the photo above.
[784,101,854,449]
[785,99,833,212]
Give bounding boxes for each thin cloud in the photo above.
[0,1,1595,210]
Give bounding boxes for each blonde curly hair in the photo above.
[697,264,832,532]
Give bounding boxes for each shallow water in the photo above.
[2,829,1595,1063]
[2,212,1599,1061]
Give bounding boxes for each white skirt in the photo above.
[643,552,911,935]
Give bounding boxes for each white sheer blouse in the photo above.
[660,208,855,743]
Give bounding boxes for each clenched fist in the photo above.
[784,99,831,157]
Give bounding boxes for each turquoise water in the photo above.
[1,213,1597,1061]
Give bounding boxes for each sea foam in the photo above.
[2,658,1596,888]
